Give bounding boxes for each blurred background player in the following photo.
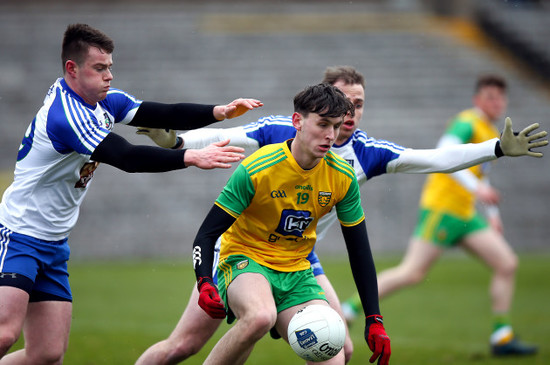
[341,74,542,356]
[135,67,547,364]
[0,23,262,364]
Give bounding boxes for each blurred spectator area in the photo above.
[0,0,549,259]
[424,0,550,82]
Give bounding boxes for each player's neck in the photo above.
[288,139,321,170]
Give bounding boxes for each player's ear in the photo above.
[65,60,78,77]
[292,112,303,131]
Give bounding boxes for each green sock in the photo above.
[493,313,511,332]
[491,313,514,345]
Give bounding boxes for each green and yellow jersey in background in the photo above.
[419,108,499,219]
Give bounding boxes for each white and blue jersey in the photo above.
[241,115,298,146]
[240,116,404,240]
[0,78,141,241]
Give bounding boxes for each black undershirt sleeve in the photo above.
[129,101,219,130]
[341,221,381,317]
[193,204,236,281]
[91,132,187,172]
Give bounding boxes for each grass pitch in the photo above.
[10,253,550,364]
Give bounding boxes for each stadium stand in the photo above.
[0,0,548,258]
[475,0,550,82]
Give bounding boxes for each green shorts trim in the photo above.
[413,208,488,247]
[217,255,327,323]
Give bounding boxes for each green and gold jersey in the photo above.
[215,141,364,272]
[420,109,499,218]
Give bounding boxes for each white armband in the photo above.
[386,137,498,175]
[180,127,260,149]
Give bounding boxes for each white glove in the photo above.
[499,117,548,157]
[136,127,178,148]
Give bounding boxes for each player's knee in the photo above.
[27,346,66,365]
[404,268,427,285]
[343,340,353,363]
[169,338,203,361]
[497,252,518,276]
[0,331,19,356]
[242,310,277,339]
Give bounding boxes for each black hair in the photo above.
[61,23,114,71]
[293,83,354,118]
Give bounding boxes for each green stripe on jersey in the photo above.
[245,148,287,176]
[324,152,355,180]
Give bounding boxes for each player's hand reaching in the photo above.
[213,98,263,120]
[197,277,226,319]
[499,117,548,157]
[365,315,391,365]
[184,139,245,169]
[136,127,179,148]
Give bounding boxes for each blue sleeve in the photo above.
[307,249,325,276]
[100,88,142,124]
[243,115,297,147]
[353,132,405,179]
[46,93,110,155]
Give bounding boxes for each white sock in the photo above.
[490,325,514,345]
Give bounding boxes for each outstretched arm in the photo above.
[386,118,547,174]
[180,127,261,150]
[387,138,498,174]
[136,125,260,150]
[91,132,244,172]
[129,98,263,130]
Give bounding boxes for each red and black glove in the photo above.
[365,314,391,365]
[197,277,226,319]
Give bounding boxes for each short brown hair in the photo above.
[322,66,365,88]
[475,74,507,94]
[61,24,114,72]
[294,83,354,118]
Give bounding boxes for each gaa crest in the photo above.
[317,191,332,207]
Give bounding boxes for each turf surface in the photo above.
[9,253,549,364]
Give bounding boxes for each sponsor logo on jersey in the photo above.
[317,191,332,207]
[74,161,100,188]
[236,259,249,270]
[345,159,354,167]
[270,190,287,198]
[268,234,280,242]
[295,184,313,191]
[275,209,313,237]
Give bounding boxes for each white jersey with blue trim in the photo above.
[316,130,404,240]
[0,78,141,241]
